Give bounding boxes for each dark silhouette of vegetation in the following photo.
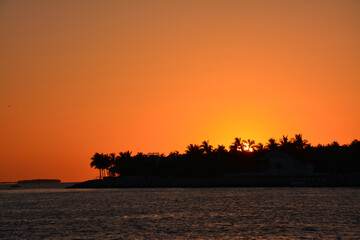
[279,135,290,150]
[266,138,278,151]
[90,153,110,179]
[90,134,360,179]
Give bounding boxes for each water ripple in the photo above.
[1,188,360,239]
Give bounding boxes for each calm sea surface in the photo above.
[1,187,360,239]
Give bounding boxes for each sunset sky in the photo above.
[1,0,360,182]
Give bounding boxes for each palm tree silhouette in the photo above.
[102,153,111,178]
[186,144,203,155]
[243,139,255,152]
[90,152,103,179]
[230,137,242,153]
[88,136,360,178]
[279,135,289,147]
[291,134,308,150]
[168,151,180,157]
[108,153,116,177]
[215,145,228,154]
[254,143,265,152]
[201,140,213,154]
[266,138,278,151]
[110,151,132,176]
[90,153,110,179]
[120,151,132,159]
[135,152,147,158]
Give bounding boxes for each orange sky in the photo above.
[1,0,360,182]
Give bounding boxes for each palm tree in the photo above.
[279,135,289,147]
[109,153,123,177]
[266,138,278,151]
[113,151,132,176]
[215,145,228,154]
[135,152,147,158]
[243,139,255,152]
[90,152,103,179]
[102,153,111,178]
[185,144,203,155]
[254,143,265,152]
[201,140,213,154]
[168,151,180,158]
[108,153,116,177]
[229,137,242,153]
[120,151,132,159]
[90,153,110,179]
[291,134,308,150]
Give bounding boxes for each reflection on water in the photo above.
[0,182,75,190]
[1,188,360,239]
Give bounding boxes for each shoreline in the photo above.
[68,174,360,188]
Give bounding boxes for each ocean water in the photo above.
[1,187,360,239]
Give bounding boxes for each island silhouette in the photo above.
[70,134,360,188]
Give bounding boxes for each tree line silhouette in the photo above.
[90,134,360,179]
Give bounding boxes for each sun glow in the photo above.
[243,143,254,152]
